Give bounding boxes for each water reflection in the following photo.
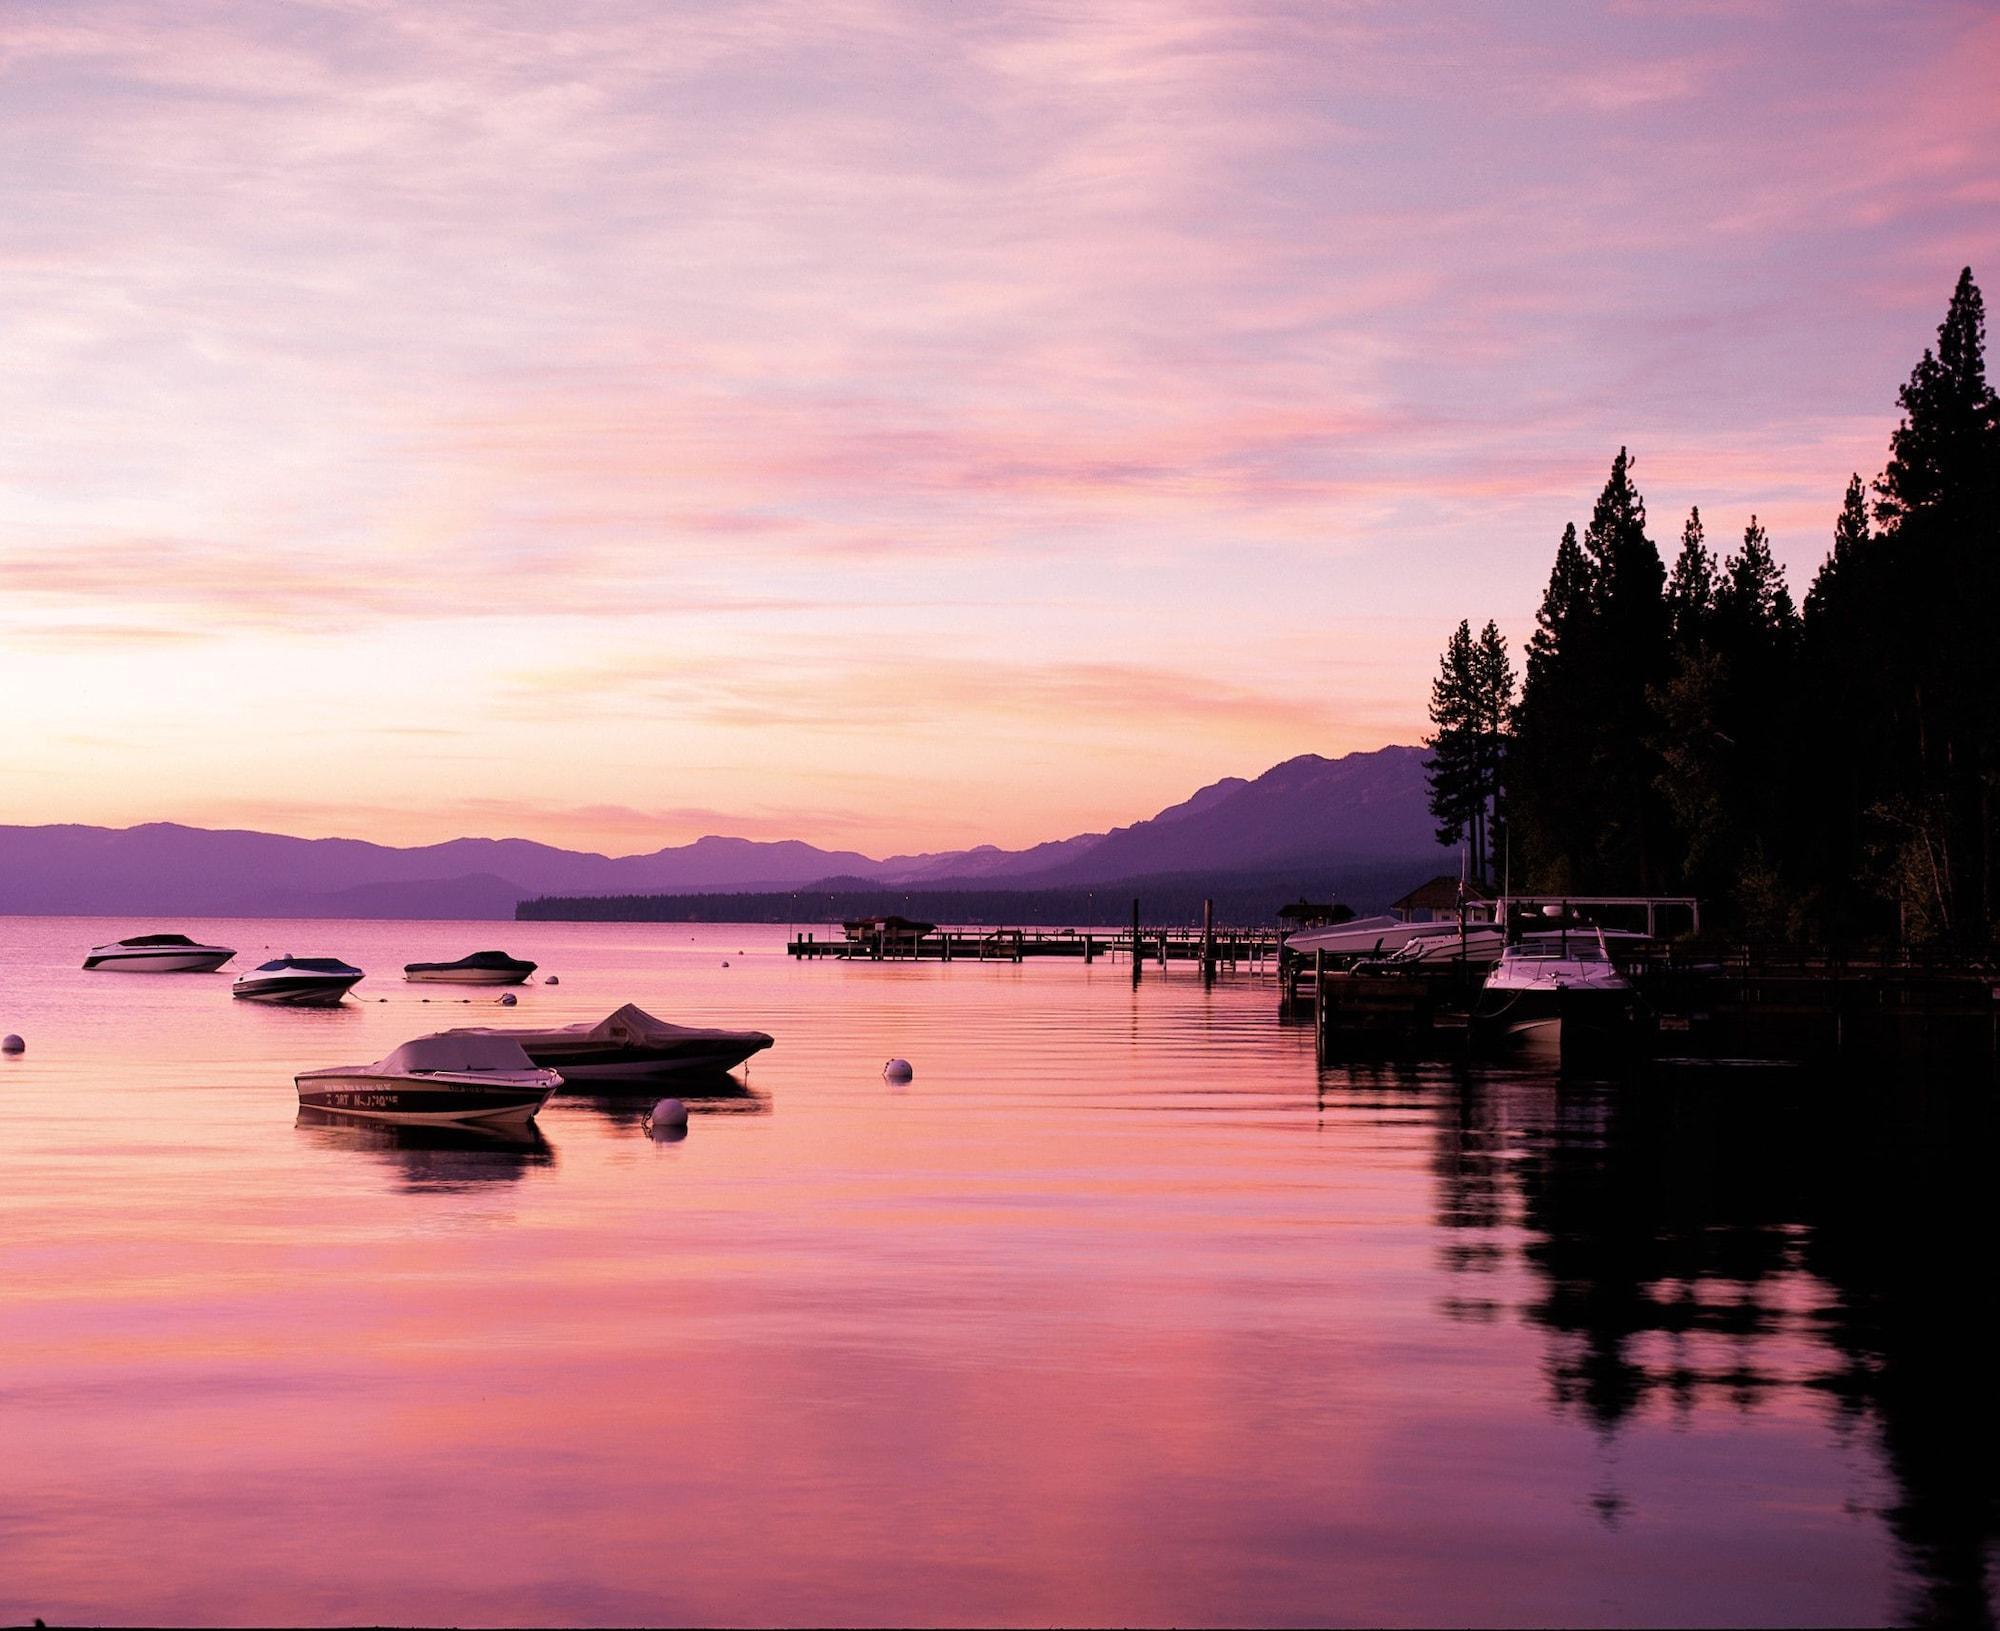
[560,1069,772,1130]
[293,1106,556,1190]
[1427,1068,2000,1626]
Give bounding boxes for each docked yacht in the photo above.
[403,950,538,985]
[82,933,236,973]
[295,1033,561,1125]
[233,956,365,1007]
[1473,928,1643,1059]
[459,1002,774,1084]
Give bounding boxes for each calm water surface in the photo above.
[3,916,1994,1626]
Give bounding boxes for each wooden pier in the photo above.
[787,924,1279,969]
[1284,945,2000,1076]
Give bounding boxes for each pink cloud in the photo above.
[1,0,1994,847]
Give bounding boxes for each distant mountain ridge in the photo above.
[0,745,1446,918]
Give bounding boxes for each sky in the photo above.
[2,0,1997,857]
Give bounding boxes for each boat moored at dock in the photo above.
[295,1033,561,1125]
[233,956,365,1006]
[1472,928,1644,1060]
[83,934,236,973]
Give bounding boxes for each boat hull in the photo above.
[234,975,363,1007]
[295,1071,559,1125]
[84,949,235,973]
[1474,988,1638,1066]
[404,966,535,985]
[523,1036,774,1083]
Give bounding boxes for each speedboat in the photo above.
[403,950,538,985]
[83,933,236,973]
[1473,928,1644,1060]
[295,1032,561,1125]
[458,1002,774,1084]
[233,956,364,1007]
[1286,914,1500,963]
[1350,922,1507,971]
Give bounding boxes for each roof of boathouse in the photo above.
[1390,875,1495,917]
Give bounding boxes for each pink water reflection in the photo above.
[2,917,1965,1625]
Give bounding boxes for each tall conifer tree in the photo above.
[1510,523,1596,887]
[1666,506,1718,651]
[1425,621,1481,862]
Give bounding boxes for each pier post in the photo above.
[1202,898,1215,982]
[1084,934,1095,963]
[1131,898,1141,984]
[1314,948,1327,1065]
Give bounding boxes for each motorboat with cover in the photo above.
[233,956,364,1006]
[403,949,538,985]
[458,1002,774,1084]
[82,933,236,973]
[295,1032,561,1125]
[1472,928,1644,1060]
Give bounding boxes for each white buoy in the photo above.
[722,960,730,968]
[649,1097,689,1128]
[498,992,518,1005]
[883,1058,913,1082]
[545,975,559,985]
[2,1034,23,1054]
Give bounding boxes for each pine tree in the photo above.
[1579,449,1671,888]
[1870,268,2000,938]
[1717,516,1799,642]
[1876,269,2000,533]
[1665,506,1718,650]
[1472,621,1515,886]
[1425,621,1482,860]
[1804,475,1870,621]
[1510,523,1596,887]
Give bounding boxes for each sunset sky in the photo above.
[3,0,1997,856]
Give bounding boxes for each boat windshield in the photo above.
[1506,936,1609,962]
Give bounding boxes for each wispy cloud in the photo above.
[2,0,1995,846]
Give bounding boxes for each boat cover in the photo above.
[377,1033,539,1074]
[464,1003,767,1047]
[256,957,361,974]
[582,1003,760,1044]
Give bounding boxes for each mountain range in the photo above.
[0,744,1448,918]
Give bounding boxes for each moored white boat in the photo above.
[1351,922,1507,970]
[1287,913,1501,964]
[233,956,365,1006]
[1473,928,1643,1060]
[295,1033,561,1125]
[83,934,236,973]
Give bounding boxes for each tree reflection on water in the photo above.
[1430,1067,1999,1628]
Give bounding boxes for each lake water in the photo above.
[3,916,1994,1627]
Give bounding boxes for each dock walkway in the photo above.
[787,926,1280,967]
